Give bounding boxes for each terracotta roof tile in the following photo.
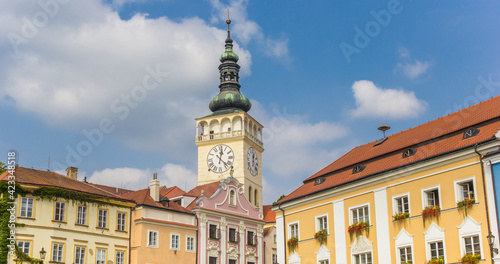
[87,182,134,195]
[263,205,276,223]
[280,96,500,204]
[160,186,187,199]
[0,167,132,202]
[120,188,192,214]
[185,181,221,211]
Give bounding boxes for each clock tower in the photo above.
[195,18,264,208]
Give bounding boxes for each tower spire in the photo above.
[208,13,251,116]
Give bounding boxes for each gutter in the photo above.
[277,204,286,264]
[195,214,199,264]
[475,143,494,261]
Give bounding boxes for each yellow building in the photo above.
[0,166,135,264]
[273,96,500,264]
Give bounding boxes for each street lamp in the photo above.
[487,232,499,254]
[39,247,46,260]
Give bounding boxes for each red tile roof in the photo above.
[185,181,221,211]
[0,167,133,202]
[279,96,500,204]
[120,188,192,214]
[87,182,134,195]
[160,186,186,199]
[263,205,276,223]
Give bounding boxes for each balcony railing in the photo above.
[196,129,263,147]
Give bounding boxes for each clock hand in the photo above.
[217,155,229,167]
[217,155,222,164]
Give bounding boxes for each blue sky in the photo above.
[1,0,499,204]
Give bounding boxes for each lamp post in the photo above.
[39,247,46,263]
[487,232,499,257]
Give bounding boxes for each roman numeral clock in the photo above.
[207,145,234,173]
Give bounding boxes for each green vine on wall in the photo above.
[14,244,43,264]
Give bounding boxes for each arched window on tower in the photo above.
[229,190,236,206]
[249,186,252,203]
[254,189,258,206]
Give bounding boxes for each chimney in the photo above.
[150,173,160,202]
[66,167,78,180]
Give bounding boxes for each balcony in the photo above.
[196,129,263,148]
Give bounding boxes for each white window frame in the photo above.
[54,201,66,222]
[20,197,34,218]
[397,246,413,264]
[458,216,484,258]
[454,177,477,204]
[463,235,481,255]
[97,209,108,229]
[17,241,31,256]
[352,252,372,264]
[288,221,299,240]
[395,229,414,264]
[392,193,411,215]
[208,222,220,240]
[76,205,87,225]
[115,251,125,264]
[51,243,64,263]
[74,246,86,264]
[315,214,329,233]
[186,235,195,252]
[348,203,371,225]
[147,230,159,248]
[427,240,445,261]
[421,185,442,209]
[170,233,180,250]
[318,260,329,264]
[96,248,106,264]
[116,212,126,231]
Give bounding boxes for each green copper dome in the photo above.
[219,49,239,62]
[209,90,251,112]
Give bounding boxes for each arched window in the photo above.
[254,189,258,206]
[229,190,236,206]
[249,186,252,203]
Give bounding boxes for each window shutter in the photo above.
[254,234,257,246]
[236,232,240,243]
[217,228,221,240]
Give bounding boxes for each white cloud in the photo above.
[87,163,197,191]
[351,80,427,119]
[394,47,431,79]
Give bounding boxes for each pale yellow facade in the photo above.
[275,144,499,264]
[11,191,134,264]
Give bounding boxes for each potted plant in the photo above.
[422,205,441,220]
[393,212,410,222]
[461,253,481,264]
[348,221,369,235]
[287,237,298,252]
[314,229,328,245]
[426,257,444,264]
[457,198,475,215]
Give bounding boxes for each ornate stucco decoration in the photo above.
[228,247,239,259]
[350,236,373,254]
[245,251,257,262]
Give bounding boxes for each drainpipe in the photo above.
[128,207,132,264]
[474,143,494,261]
[278,204,286,264]
[195,214,199,264]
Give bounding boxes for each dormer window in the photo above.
[314,177,326,186]
[402,148,417,158]
[352,165,366,174]
[463,128,479,139]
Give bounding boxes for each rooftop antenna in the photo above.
[47,156,50,171]
[378,125,391,138]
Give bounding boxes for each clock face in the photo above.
[247,147,258,176]
[207,144,234,173]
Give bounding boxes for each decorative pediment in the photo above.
[394,228,414,246]
[228,247,239,259]
[350,236,373,254]
[424,222,445,241]
[457,215,481,236]
[316,245,330,260]
[288,252,301,264]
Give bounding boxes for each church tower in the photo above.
[195,18,264,208]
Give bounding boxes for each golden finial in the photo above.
[226,8,231,27]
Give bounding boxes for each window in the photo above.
[76,205,87,225]
[209,224,219,240]
[96,248,106,264]
[316,215,328,232]
[289,222,299,239]
[247,231,256,246]
[229,190,236,206]
[249,186,252,203]
[272,254,278,264]
[54,201,66,222]
[170,233,180,250]
[117,212,126,231]
[398,246,412,264]
[458,180,475,201]
[20,197,34,218]
[115,251,125,264]
[209,130,214,139]
[428,241,444,259]
[98,209,108,228]
[351,205,369,224]
[229,228,238,242]
[17,241,31,256]
[464,235,480,255]
[274,234,277,244]
[186,236,195,252]
[254,189,258,206]
[209,256,217,264]
[395,195,409,214]
[319,260,329,264]
[229,260,237,264]
[148,230,158,247]
[353,253,372,264]
[74,246,86,264]
[51,243,64,263]
[423,188,440,207]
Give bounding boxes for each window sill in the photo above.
[115,229,128,233]
[52,220,67,224]
[75,224,88,227]
[49,261,65,264]
[96,227,109,230]
[17,217,35,220]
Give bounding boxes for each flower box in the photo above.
[287,237,298,252]
[422,205,441,220]
[457,198,475,215]
[314,229,328,245]
[393,212,410,222]
[426,257,444,264]
[348,221,369,235]
[461,253,481,264]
